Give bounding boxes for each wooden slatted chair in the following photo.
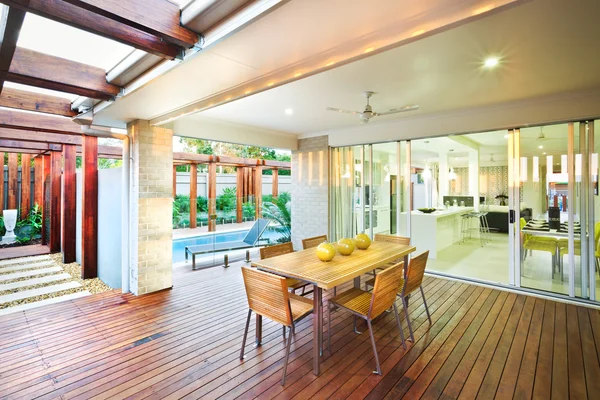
[301,235,328,250]
[327,262,406,375]
[260,242,311,295]
[240,267,313,385]
[365,250,431,341]
[365,233,411,281]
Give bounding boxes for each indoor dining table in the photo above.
[251,240,416,375]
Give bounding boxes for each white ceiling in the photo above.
[192,0,600,136]
[93,0,513,128]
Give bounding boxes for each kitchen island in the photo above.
[408,207,475,259]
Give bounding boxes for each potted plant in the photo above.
[495,194,508,206]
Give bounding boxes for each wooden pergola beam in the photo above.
[0,146,43,154]
[172,152,291,169]
[0,6,26,93]
[8,47,121,100]
[0,127,82,143]
[2,0,182,59]
[0,108,82,134]
[60,0,199,49]
[0,87,77,117]
[0,138,62,151]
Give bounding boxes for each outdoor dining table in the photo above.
[251,240,416,375]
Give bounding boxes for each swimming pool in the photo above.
[172,229,282,264]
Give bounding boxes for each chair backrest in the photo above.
[242,218,270,245]
[369,262,405,319]
[302,235,328,250]
[260,242,294,260]
[403,250,429,296]
[241,267,292,326]
[374,234,410,245]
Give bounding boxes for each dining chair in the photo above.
[260,242,311,295]
[370,234,411,277]
[301,235,328,249]
[240,267,313,385]
[365,250,431,342]
[327,262,406,375]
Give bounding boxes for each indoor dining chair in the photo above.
[327,262,406,375]
[260,242,311,295]
[301,235,328,249]
[365,250,431,342]
[240,267,313,385]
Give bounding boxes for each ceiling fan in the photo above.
[326,91,419,124]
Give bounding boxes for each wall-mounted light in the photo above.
[520,157,527,182]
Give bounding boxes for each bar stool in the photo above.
[460,212,487,246]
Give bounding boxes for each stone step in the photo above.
[0,267,63,282]
[0,281,82,304]
[0,291,91,316]
[0,261,56,274]
[0,255,52,266]
[0,274,72,292]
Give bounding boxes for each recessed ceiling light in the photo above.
[325,61,335,67]
[244,89,252,94]
[411,29,425,37]
[543,152,547,155]
[538,145,543,149]
[285,108,293,115]
[267,82,275,87]
[504,134,509,139]
[484,57,499,68]
[294,72,302,77]
[364,47,375,53]
[225,97,232,101]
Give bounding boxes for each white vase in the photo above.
[1,209,17,245]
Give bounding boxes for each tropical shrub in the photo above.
[174,195,190,213]
[261,198,291,243]
[242,202,255,219]
[14,204,43,244]
[197,196,208,212]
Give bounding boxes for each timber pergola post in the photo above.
[41,154,50,245]
[62,144,77,263]
[272,168,279,200]
[49,150,62,252]
[82,135,98,279]
[19,153,30,218]
[207,161,217,232]
[236,167,243,223]
[254,166,263,220]
[189,163,197,228]
[0,152,4,212]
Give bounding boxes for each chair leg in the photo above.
[393,302,406,349]
[281,325,293,386]
[353,315,363,334]
[402,296,414,342]
[327,301,332,351]
[420,286,432,324]
[282,326,286,339]
[367,320,381,375]
[240,309,252,360]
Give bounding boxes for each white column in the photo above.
[469,150,480,210]
[438,152,449,201]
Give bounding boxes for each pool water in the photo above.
[172,229,282,264]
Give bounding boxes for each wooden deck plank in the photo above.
[532,300,555,399]
[566,304,587,399]
[0,263,598,400]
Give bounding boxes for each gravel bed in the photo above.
[49,254,112,295]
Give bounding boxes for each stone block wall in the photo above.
[128,120,174,295]
[291,135,329,249]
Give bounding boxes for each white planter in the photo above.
[1,209,17,245]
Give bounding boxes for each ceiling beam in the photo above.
[0,0,182,59]
[61,0,199,48]
[0,6,26,93]
[7,47,121,100]
[0,87,77,116]
[0,108,82,134]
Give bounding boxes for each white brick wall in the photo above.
[128,120,173,295]
[291,136,329,249]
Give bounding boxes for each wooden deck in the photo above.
[0,244,51,260]
[1,262,600,399]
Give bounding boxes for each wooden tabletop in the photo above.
[252,241,416,289]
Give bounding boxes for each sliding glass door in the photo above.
[513,121,599,301]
